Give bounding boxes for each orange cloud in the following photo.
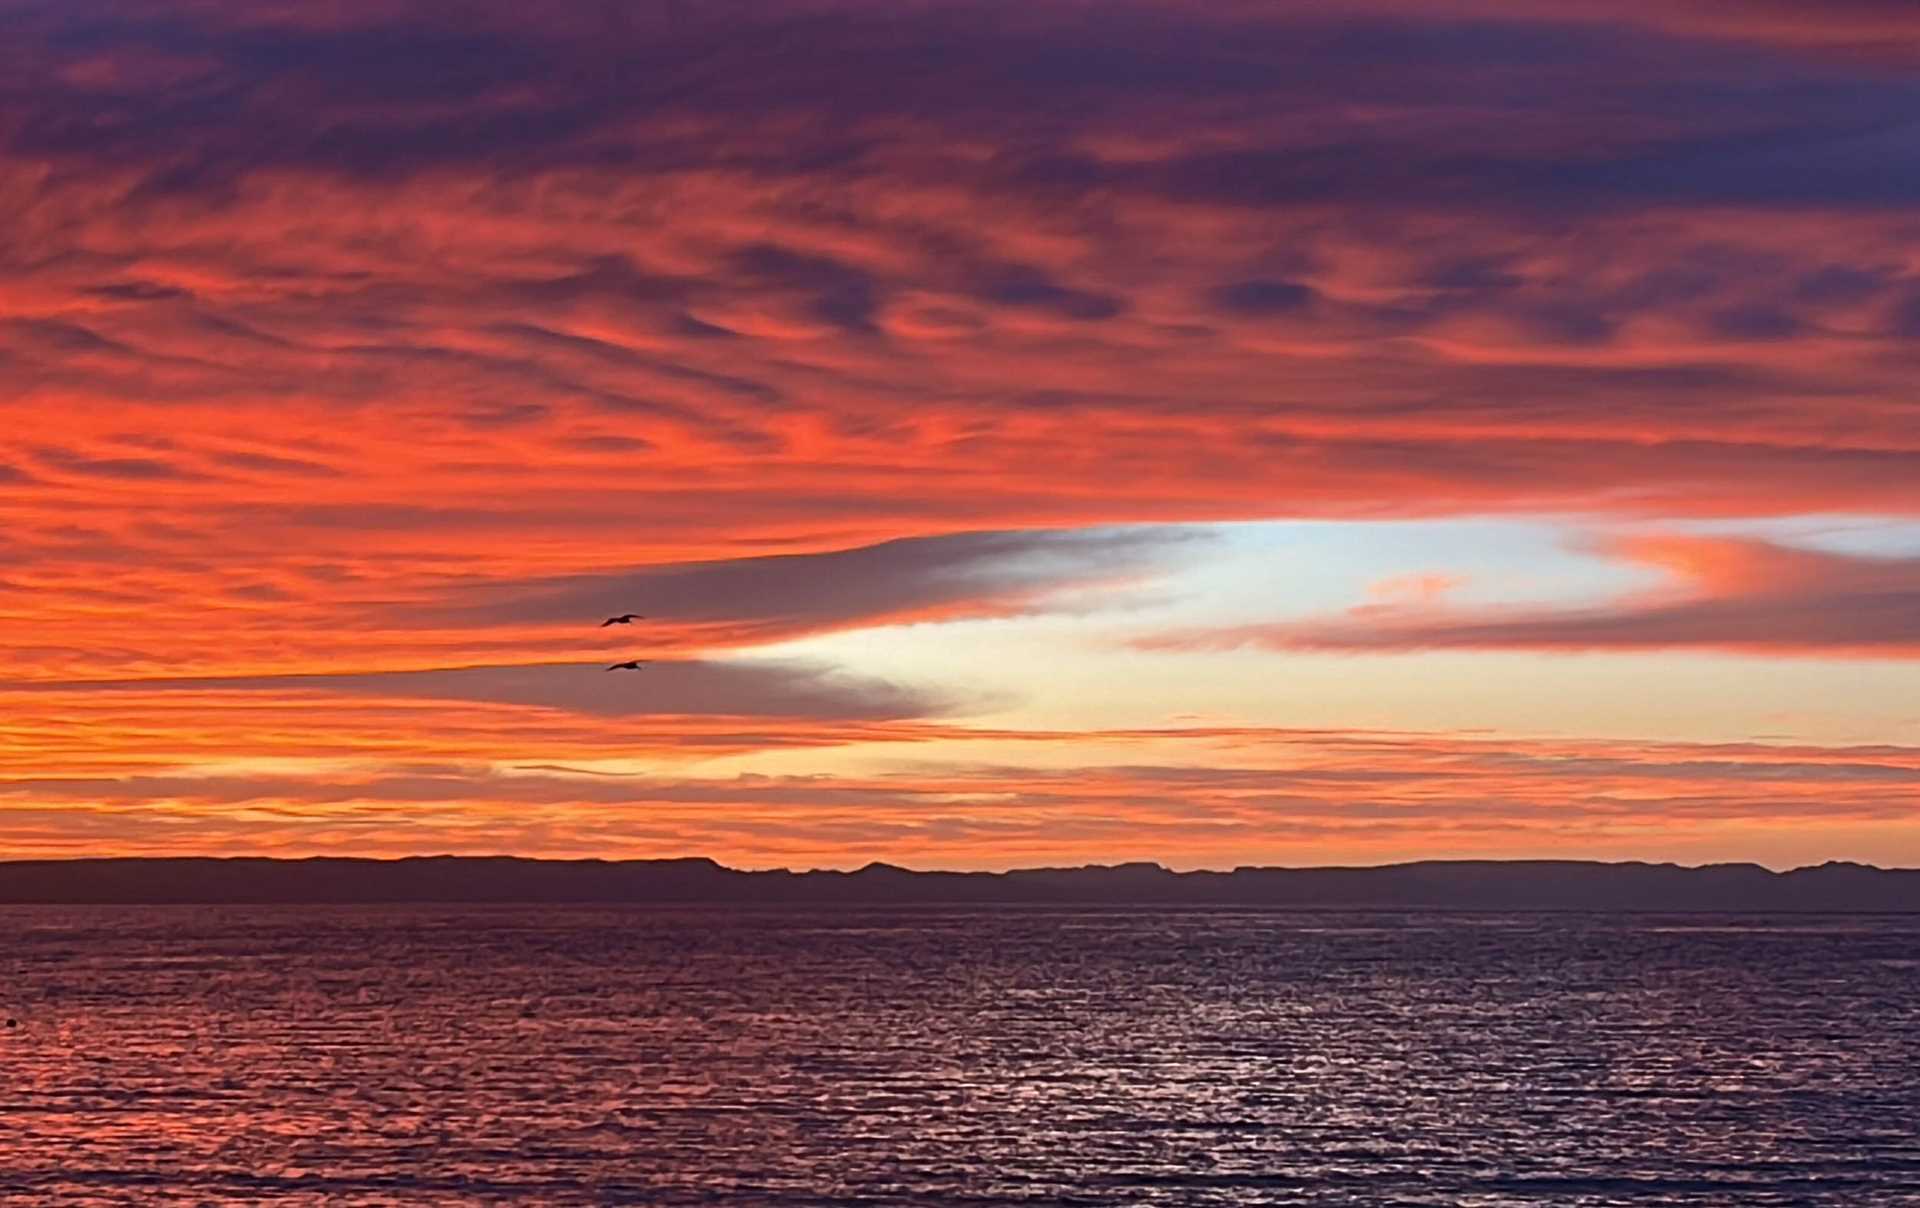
[0,727,1912,867]
[4,0,1920,860]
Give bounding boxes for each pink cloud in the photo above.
[1150,535,1920,658]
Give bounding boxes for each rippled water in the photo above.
[2,908,1917,1205]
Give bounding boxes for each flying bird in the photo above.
[600,613,646,626]
[606,660,647,671]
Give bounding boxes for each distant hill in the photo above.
[0,856,1915,909]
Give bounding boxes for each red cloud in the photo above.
[4,1,1920,860]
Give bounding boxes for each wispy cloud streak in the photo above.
[0,728,1912,866]
[1148,536,1920,658]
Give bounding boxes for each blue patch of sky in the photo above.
[1171,519,1652,624]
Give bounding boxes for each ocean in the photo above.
[2,907,1917,1204]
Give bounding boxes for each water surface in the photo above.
[2,908,1916,1204]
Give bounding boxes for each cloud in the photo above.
[1150,535,1920,657]
[0,727,1913,865]
[3,0,1920,860]
[0,656,986,781]
[405,527,1201,645]
[3,657,965,721]
[1208,280,1318,317]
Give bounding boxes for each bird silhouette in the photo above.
[600,614,646,626]
[606,660,647,671]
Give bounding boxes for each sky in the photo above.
[2,0,1918,868]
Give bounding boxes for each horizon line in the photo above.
[2,854,1910,876]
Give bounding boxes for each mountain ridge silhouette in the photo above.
[1,856,1915,908]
